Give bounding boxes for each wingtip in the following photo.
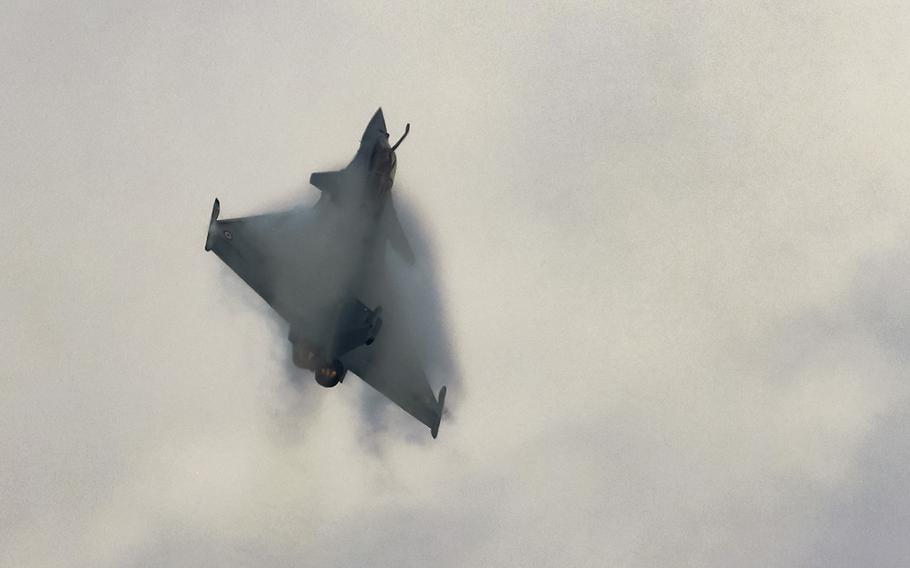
[430,386,447,439]
[205,198,221,251]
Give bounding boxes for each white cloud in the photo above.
[2,3,910,567]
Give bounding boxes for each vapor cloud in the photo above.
[2,3,909,567]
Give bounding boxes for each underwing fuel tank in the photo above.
[287,299,383,366]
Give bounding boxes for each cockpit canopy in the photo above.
[371,146,397,184]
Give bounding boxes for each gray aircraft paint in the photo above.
[5,4,910,566]
[205,109,447,437]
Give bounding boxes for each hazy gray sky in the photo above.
[3,2,910,567]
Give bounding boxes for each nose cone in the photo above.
[361,107,389,142]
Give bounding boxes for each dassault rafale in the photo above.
[204,109,447,437]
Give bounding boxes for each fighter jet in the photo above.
[204,109,447,437]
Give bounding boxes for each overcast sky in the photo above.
[3,2,910,567]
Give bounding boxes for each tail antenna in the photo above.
[391,123,410,151]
